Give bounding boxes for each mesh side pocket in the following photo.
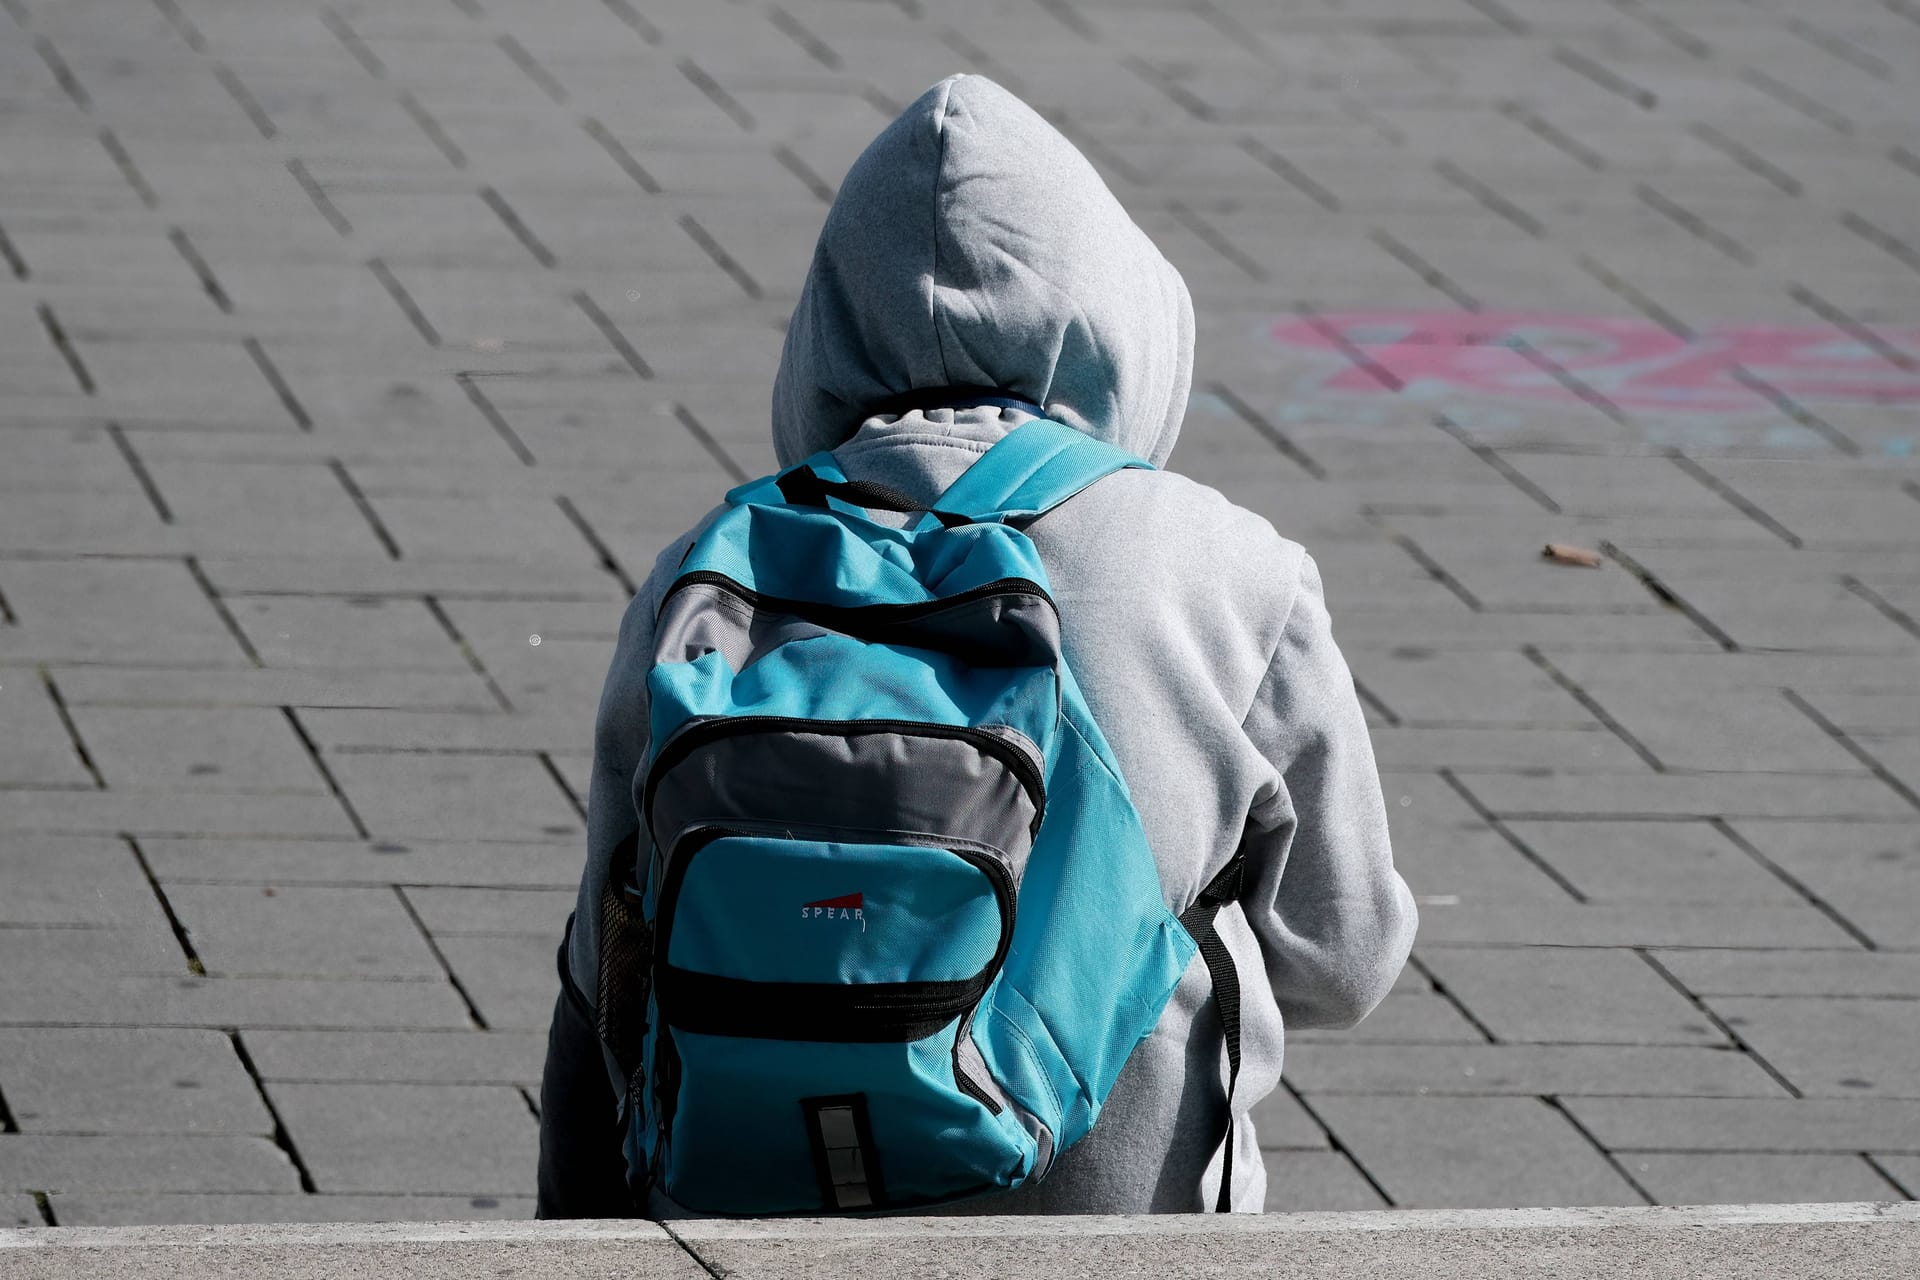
[596,883,652,1087]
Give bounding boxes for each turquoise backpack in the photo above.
[595,413,1246,1214]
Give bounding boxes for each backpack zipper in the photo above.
[657,570,1057,633]
[641,716,1047,853]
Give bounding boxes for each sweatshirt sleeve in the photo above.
[1237,552,1417,1030]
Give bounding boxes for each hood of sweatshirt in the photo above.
[770,74,1194,470]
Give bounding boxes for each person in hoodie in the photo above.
[538,74,1416,1217]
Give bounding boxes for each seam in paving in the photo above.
[1665,453,1803,546]
[677,56,754,131]
[1634,183,1755,265]
[367,258,440,347]
[286,159,352,234]
[670,404,749,484]
[398,92,466,169]
[1599,543,1738,651]
[0,1080,18,1133]
[1689,123,1802,196]
[1842,576,1920,641]
[1738,67,1853,134]
[284,706,371,838]
[1496,101,1608,170]
[1033,0,1098,41]
[555,495,638,597]
[573,290,653,378]
[319,7,383,78]
[580,117,661,193]
[455,374,537,467]
[497,34,568,104]
[1368,229,1480,310]
[124,833,206,974]
[148,0,206,51]
[1541,1095,1657,1204]
[1166,202,1266,281]
[677,214,762,298]
[1784,17,1891,79]
[36,302,93,395]
[393,887,489,1030]
[214,64,277,139]
[1607,0,1710,58]
[30,1193,54,1227]
[328,459,403,561]
[1840,210,1920,281]
[421,594,516,712]
[773,143,836,204]
[1126,56,1216,122]
[105,424,173,522]
[1238,137,1341,211]
[1405,953,1499,1043]
[1553,45,1657,108]
[167,227,232,314]
[1382,530,1483,611]
[1211,381,1327,479]
[538,751,588,823]
[1725,365,1860,454]
[226,1029,320,1193]
[767,5,842,69]
[1281,1080,1399,1207]
[1461,0,1528,36]
[1437,768,1591,902]
[243,337,313,430]
[1434,159,1544,237]
[662,1221,730,1279]
[1573,255,1692,337]
[1710,817,1878,952]
[33,36,88,109]
[1635,950,1804,1100]
[183,555,265,665]
[41,668,106,789]
[1782,688,1920,814]
[1432,415,1561,512]
[479,186,557,268]
[0,218,27,279]
[1787,283,1918,371]
[601,0,663,43]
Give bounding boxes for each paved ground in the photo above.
[0,0,1917,1227]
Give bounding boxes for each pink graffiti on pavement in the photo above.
[1270,312,1920,412]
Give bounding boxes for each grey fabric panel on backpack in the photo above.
[647,727,1040,868]
[654,579,1064,672]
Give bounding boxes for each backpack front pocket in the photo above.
[647,828,1035,1213]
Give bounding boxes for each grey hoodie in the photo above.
[565,74,1416,1214]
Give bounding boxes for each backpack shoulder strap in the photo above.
[917,419,1150,531]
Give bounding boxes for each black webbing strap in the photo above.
[1178,853,1246,1213]
[775,466,974,529]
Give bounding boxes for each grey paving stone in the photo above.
[0,835,160,929]
[166,885,444,979]
[400,888,575,938]
[1651,950,1920,999]
[1246,1087,1330,1151]
[1413,901,1856,949]
[325,753,584,842]
[1287,992,1491,1046]
[140,837,581,889]
[1309,1096,1646,1209]
[0,973,472,1032]
[228,597,472,672]
[1729,821,1920,949]
[244,1030,545,1087]
[1346,649,1595,728]
[0,1135,297,1194]
[436,934,563,1031]
[1453,770,1916,820]
[1261,1150,1389,1212]
[1505,820,1804,906]
[1419,948,1725,1046]
[269,1083,536,1196]
[1564,1098,1920,1154]
[0,1029,272,1136]
[0,789,358,840]
[1706,998,1920,1099]
[1623,1153,1902,1207]
[0,679,96,787]
[54,666,499,714]
[1286,1043,1784,1100]
[1878,1158,1920,1199]
[2,1196,38,1227]
[46,1192,536,1225]
[0,559,249,666]
[67,707,329,795]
